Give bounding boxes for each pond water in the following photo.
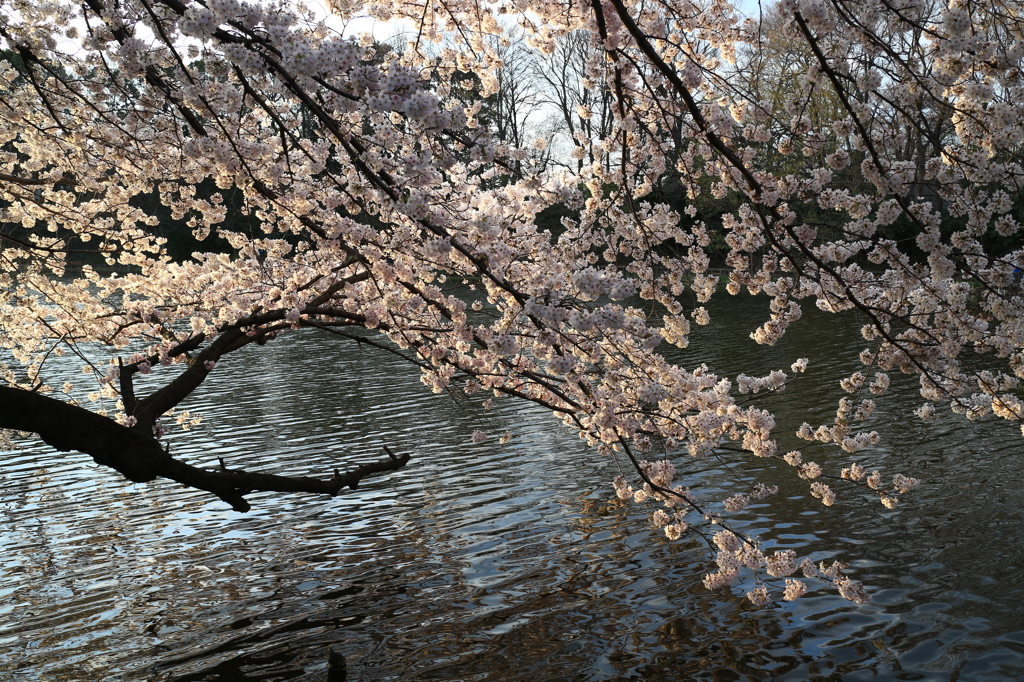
[2,294,1023,681]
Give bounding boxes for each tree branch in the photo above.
[0,386,411,512]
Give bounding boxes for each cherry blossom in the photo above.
[1,0,1021,608]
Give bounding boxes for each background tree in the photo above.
[534,29,616,173]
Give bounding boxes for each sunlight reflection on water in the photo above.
[2,294,1023,680]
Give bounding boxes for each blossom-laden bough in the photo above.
[0,0,1019,606]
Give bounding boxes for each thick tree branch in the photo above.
[0,386,411,512]
[131,329,248,430]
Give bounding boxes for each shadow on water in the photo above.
[2,293,1024,680]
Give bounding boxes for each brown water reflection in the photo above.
[2,294,1024,680]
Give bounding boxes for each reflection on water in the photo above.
[2,294,1024,680]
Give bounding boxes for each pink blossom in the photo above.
[783,579,807,601]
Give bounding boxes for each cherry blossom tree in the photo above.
[1,0,1022,606]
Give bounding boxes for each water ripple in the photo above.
[2,301,1024,680]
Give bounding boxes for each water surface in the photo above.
[2,294,1022,680]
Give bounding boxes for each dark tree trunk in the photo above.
[0,386,410,512]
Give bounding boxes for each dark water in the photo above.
[2,294,1023,680]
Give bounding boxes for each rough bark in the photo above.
[0,386,411,512]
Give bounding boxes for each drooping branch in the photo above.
[130,329,247,431]
[0,386,411,512]
[1,385,168,483]
[129,305,370,430]
[162,445,412,513]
